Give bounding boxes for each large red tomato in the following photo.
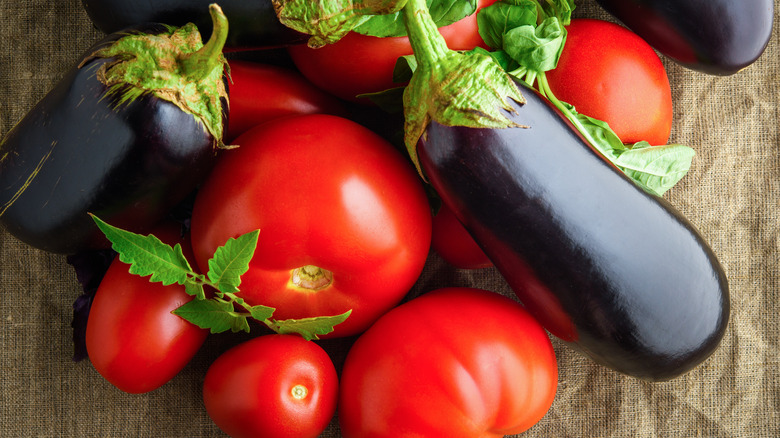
[225,60,346,142]
[203,334,338,438]
[85,222,208,394]
[545,18,673,145]
[287,0,498,102]
[190,114,432,338]
[339,287,558,437]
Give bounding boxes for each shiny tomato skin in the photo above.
[225,60,347,142]
[85,222,208,394]
[190,114,432,338]
[287,0,498,102]
[432,203,493,269]
[339,287,558,437]
[545,18,673,145]
[203,334,338,438]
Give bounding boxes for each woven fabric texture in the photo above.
[1,1,778,437]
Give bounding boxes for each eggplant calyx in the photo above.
[401,0,526,177]
[273,0,408,48]
[87,4,229,149]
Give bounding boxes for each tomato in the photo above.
[545,18,673,145]
[85,222,208,394]
[287,0,498,102]
[203,334,338,438]
[225,60,347,142]
[432,203,493,269]
[190,114,432,338]
[339,287,558,437]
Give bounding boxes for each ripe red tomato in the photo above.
[432,203,493,269]
[203,334,338,438]
[339,287,558,437]
[85,222,208,394]
[287,0,498,102]
[545,18,673,145]
[225,60,347,141]
[190,114,432,338]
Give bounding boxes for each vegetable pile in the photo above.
[3,0,772,436]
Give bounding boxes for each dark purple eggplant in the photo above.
[417,81,729,380]
[595,0,774,75]
[0,5,230,254]
[81,0,307,49]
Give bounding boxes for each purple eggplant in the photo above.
[0,5,230,254]
[595,0,774,75]
[81,0,307,49]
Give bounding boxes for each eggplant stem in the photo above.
[402,0,449,70]
[180,4,229,78]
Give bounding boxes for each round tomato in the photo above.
[287,0,498,102]
[432,203,493,269]
[339,287,558,437]
[203,334,338,438]
[545,18,673,145]
[85,222,208,394]
[225,60,346,142]
[190,114,432,338]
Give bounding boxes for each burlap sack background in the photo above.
[1,1,777,436]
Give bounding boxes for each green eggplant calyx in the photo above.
[87,4,229,148]
[401,0,526,177]
[272,0,408,48]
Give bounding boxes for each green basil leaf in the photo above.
[540,0,576,25]
[476,0,538,49]
[173,299,251,334]
[354,0,477,37]
[503,17,567,73]
[616,142,695,196]
[206,229,259,294]
[90,214,193,286]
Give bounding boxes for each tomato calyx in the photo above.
[290,265,334,291]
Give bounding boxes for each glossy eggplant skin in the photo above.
[0,27,222,254]
[595,0,774,75]
[81,0,307,49]
[417,83,729,381]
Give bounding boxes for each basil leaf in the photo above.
[476,0,538,49]
[354,0,477,37]
[503,17,567,73]
[616,142,696,196]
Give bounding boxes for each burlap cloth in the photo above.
[1,1,778,437]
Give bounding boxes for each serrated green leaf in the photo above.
[249,304,276,322]
[269,310,353,341]
[172,299,250,334]
[90,214,193,286]
[207,230,259,293]
[184,282,207,300]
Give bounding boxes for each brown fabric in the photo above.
[1,1,778,436]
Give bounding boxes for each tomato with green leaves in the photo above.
[189,114,432,338]
[85,222,208,394]
[286,0,498,102]
[225,60,346,142]
[544,18,673,145]
[339,287,558,437]
[432,203,492,269]
[203,334,338,438]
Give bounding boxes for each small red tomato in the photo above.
[432,203,493,269]
[202,334,339,438]
[85,222,208,394]
[225,60,346,141]
[545,18,673,145]
[287,0,498,102]
[339,287,558,437]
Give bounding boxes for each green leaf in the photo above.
[207,230,260,293]
[90,214,194,286]
[173,299,251,334]
[248,304,276,322]
[269,310,353,341]
[476,0,538,50]
[355,0,477,37]
[503,17,567,73]
[616,142,695,196]
[569,106,626,162]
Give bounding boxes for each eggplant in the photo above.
[0,5,230,254]
[417,81,729,380]
[595,0,774,75]
[81,0,307,49]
